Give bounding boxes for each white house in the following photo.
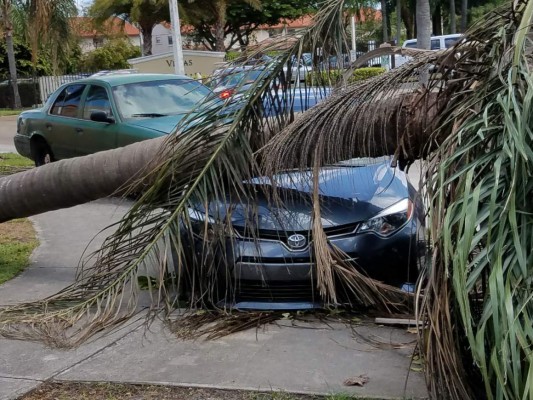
[72,16,141,53]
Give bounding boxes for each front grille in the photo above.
[237,252,359,265]
[236,279,317,302]
[233,222,358,245]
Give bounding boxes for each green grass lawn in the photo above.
[0,153,37,284]
[0,108,23,117]
[0,152,33,167]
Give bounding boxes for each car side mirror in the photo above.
[90,111,114,124]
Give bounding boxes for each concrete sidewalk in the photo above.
[0,199,428,400]
[0,116,17,153]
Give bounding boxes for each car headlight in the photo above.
[357,199,414,237]
[186,207,234,241]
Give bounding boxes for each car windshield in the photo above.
[112,79,211,119]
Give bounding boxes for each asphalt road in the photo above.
[0,116,17,153]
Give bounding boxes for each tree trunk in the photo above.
[460,0,467,32]
[0,88,444,223]
[214,0,227,52]
[5,31,21,109]
[416,0,432,84]
[416,0,432,49]
[381,0,389,43]
[0,136,166,223]
[433,4,442,36]
[450,0,456,33]
[401,4,414,39]
[396,0,402,45]
[139,20,154,56]
[3,0,21,110]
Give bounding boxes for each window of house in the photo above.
[93,37,104,48]
[155,36,161,44]
[168,36,173,45]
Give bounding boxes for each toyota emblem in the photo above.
[287,234,307,249]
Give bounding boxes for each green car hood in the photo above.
[125,114,187,134]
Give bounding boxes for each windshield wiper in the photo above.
[131,113,167,118]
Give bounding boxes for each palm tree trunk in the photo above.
[460,0,467,32]
[416,0,432,49]
[450,0,456,33]
[0,136,166,223]
[139,21,154,56]
[214,0,227,52]
[401,4,414,38]
[396,0,401,45]
[416,0,432,83]
[5,30,21,109]
[2,0,22,109]
[0,89,444,224]
[381,0,389,43]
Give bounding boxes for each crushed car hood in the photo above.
[202,160,412,231]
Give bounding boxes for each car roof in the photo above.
[75,73,194,87]
[403,33,462,45]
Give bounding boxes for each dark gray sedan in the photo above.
[183,159,425,310]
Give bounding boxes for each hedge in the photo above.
[0,81,40,108]
[304,67,386,86]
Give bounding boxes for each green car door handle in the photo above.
[45,123,52,130]
[75,128,83,134]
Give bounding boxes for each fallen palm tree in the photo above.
[0,1,532,399]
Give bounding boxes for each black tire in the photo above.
[31,139,53,167]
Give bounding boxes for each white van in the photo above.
[395,33,463,68]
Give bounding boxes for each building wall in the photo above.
[128,50,226,76]
[152,24,174,55]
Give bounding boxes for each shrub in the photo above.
[305,67,385,86]
[0,81,40,108]
[80,39,141,71]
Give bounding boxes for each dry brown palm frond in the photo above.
[169,310,280,341]
[2,0,418,350]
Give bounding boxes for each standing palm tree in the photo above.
[14,0,77,74]
[461,0,468,31]
[0,1,532,399]
[0,0,21,108]
[183,0,261,52]
[450,0,456,32]
[89,0,169,56]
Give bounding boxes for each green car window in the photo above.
[112,79,211,119]
[83,85,112,120]
[50,84,85,118]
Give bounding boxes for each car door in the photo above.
[76,84,119,155]
[44,83,87,159]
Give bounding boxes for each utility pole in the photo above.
[350,14,357,61]
[169,0,185,75]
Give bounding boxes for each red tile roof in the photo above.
[264,9,381,30]
[71,16,140,38]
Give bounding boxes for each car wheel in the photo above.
[31,139,54,167]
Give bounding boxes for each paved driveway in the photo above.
[0,116,17,153]
[0,199,427,400]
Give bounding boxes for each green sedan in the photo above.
[14,74,212,166]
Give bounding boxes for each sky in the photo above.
[76,0,93,12]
